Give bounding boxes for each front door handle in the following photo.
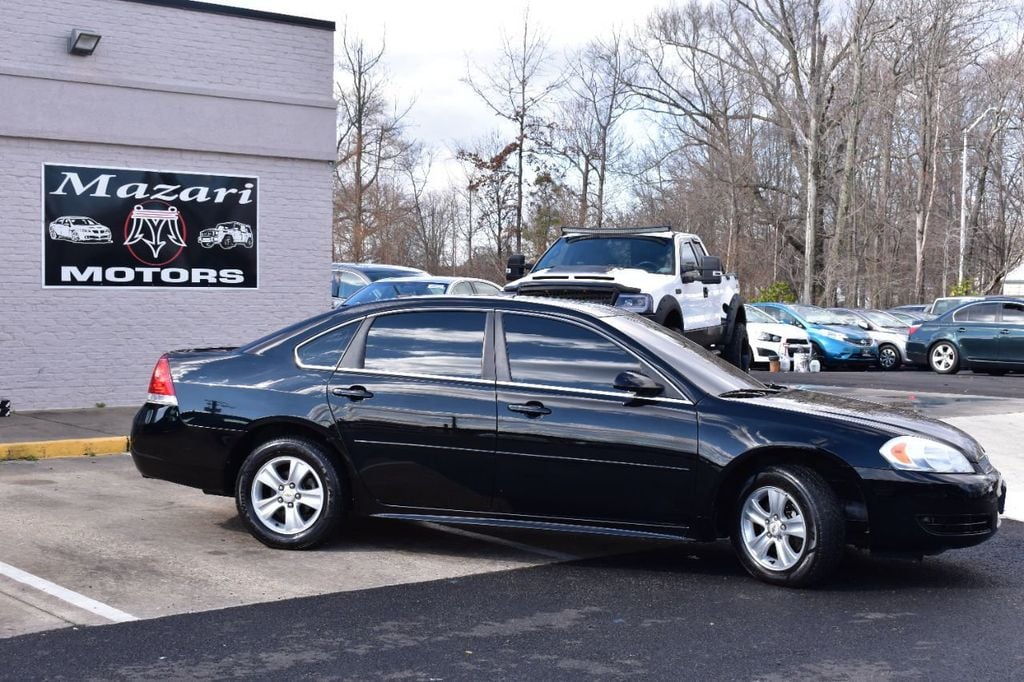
[958,327,967,333]
[1000,329,1010,335]
[507,401,551,417]
[332,385,374,401]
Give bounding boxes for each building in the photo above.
[0,0,335,409]
[1006,262,1024,297]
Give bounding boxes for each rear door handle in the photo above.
[331,385,374,401]
[507,401,551,417]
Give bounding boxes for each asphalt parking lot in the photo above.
[1,372,1023,679]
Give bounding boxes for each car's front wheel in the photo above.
[929,341,960,374]
[731,465,845,587]
[222,235,235,248]
[878,344,902,371]
[236,437,344,549]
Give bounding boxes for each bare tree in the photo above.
[465,11,561,253]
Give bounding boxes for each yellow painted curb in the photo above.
[1,436,130,461]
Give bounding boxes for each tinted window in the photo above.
[332,270,365,299]
[533,236,675,275]
[472,281,502,295]
[296,323,359,369]
[1002,303,1024,324]
[345,281,448,306]
[364,311,486,378]
[503,314,642,392]
[680,242,699,269]
[954,303,999,323]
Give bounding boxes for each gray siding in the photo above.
[0,0,335,409]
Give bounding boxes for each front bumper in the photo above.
[816,337,877,364]
[857,465,1005,553]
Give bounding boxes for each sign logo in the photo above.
[123,204,187,265]
[42,165,258,288]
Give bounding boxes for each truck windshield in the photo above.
[533,236,675,274]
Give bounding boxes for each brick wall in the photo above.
[0,0,335,410]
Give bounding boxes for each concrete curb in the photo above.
[1,437,130,461]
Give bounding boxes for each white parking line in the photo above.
[0,561,137,623]
[417,522,577,561]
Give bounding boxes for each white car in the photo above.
[48,216,112,243]
[745,304,812,367]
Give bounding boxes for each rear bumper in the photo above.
[130,404,235,494]
[857,466,1005,553]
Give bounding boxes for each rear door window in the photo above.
[1001,303,1024,325]
[363,311,487,379]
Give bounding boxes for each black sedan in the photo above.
[906,297,1024,374]
[130,297,1006,587]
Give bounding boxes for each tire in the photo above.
[877,344,901,371]
[48,227,57,240]
[222,234,235,248]
[928,341,960,374]
[731,465,845,587]
[71,231,80,242]
[723,321,748,370]
[244,238,253,248]
[236,437,344,550]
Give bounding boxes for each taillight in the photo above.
[147,355,177,406]
[908,325,920,337]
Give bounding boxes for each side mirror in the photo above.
[506,254,528,282]
[699,255,723,285]
[613,371,664,397]
[857,320,871,330]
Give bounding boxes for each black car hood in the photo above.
[746,389,984,461]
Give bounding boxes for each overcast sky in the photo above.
[220,0,667,183]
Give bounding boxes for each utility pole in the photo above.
[960,106,1003,285]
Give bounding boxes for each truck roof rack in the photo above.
[560,225,674,236]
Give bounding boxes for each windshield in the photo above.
[71,218,97,225]
[790,305,848,325]
[745,306,778,324]
[830,310,863,326]
[861,310,906,328]
[533,236,675,274]
[344,280,448,306]
[606,314,766,397]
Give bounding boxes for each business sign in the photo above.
[42,164,258,288]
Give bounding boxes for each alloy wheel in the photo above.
[930,343,956,372]
[250,456,325,535]
[739,485,806,571]
[879,346,899,370]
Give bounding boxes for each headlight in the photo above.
[757,332,782,342]
[818,328,846,341]
[879,436,973,473]
[614,294,652,314]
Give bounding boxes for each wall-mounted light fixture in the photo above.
[68,29,102,56]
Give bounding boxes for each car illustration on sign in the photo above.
[198,221,253,249]
[47,216,113,243]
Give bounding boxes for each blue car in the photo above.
[752,303,878,368]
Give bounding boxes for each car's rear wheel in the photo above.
[929,341,960,374]
[244,237,253,248]
[236,437,344,549]
[878,344,901,371]
[731,465,845,587]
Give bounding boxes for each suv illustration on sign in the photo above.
[198,221,253,249]
[48,216,113,243]
[504,226,748,368]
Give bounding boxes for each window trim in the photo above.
[496,310,692,405]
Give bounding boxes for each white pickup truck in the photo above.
[504,227,749,368]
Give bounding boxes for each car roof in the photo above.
[332,262,427,273]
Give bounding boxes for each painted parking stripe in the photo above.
[417,522,577,562]
[0,561,137,623]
